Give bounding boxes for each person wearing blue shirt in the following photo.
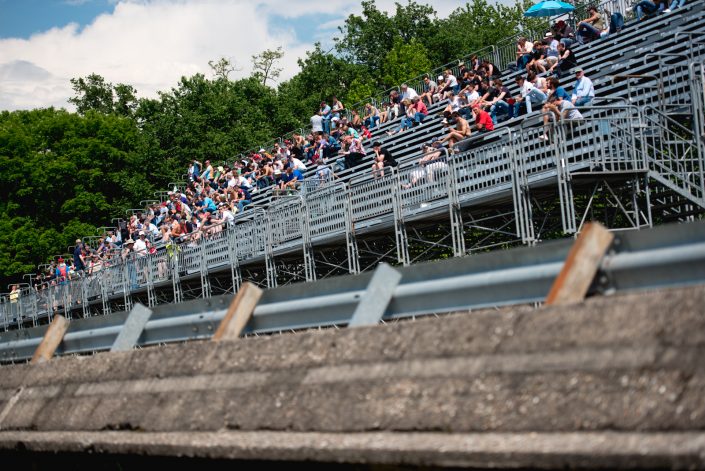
[202,195,217,213]
[279,167,304,190]
[571,69,595,107]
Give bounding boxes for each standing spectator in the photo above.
[73,239,86,272]
[188,160,201,182]
[319,101,332,134]
[311,112,323,134]
[331,96,345,127]
[572,68,595,106]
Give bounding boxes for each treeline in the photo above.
[0,0,543,284]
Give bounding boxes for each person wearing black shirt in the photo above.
[371,141,397,177]
[549,42,577,78]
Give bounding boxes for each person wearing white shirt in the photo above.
[513,75,547,116]
[571,69,595,106]
[400,83,418,101]
[310,114,323,133]
[133,232,148,257]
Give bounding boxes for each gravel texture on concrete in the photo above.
[0,284,704,467]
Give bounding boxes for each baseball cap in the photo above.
[575,68,584,73]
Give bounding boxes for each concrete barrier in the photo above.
[1,284,704,468]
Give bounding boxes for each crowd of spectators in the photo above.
[22,0,672,305]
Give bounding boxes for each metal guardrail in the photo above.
[1,219,704,363]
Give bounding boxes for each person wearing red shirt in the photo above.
[472,106,494,132]
[411,97,428,125]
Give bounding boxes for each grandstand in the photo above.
[1,0,704,329]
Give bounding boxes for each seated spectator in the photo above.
[409,96,428,125]
[338,134,366,170]
[438,111,471,151]
[515,37,533,70]
[548,42,577,78]
[315,158,337,184]
[543,32,560,70]
[553,20,575,47]
[472,106,494,133]
[513,75,547,117]
[484,78,513,124]
[379,102,391,123]
[481,59,498,79]
[572,68,595,106]
[528,71,548,94]
[371,141,398,177]
[363,103,380,129]
[278,166,304,191]
[432,75,446,103]
[633,0,662,19]
[387,99,415,135]
[400,83,418,103]
[541,94,584,140]
[664,0,686,12]
[442,69,460,97]
[389,90,401,119]
[577,6,607,44]
[419,75,437,106]
[526,41,546,73]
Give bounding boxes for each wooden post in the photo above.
[212,282,263,342]
[545,222,614,306]
[30,315,69,364]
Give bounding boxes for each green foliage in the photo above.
[69,73,139,118]
[0,108,149,282]
[381,38,433,90]
[251,47,285,86]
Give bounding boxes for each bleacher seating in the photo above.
[2,0,704,330]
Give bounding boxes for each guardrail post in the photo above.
[110,303,152,352]
[512,131,535,245]
[264,212,278,288]
[99,270,111,316]
[30,314,69,364]
[80,275,89,318]
[300,198,317,283]
[199,238,212,299]
[227,228,242,294]
[122,258,133,313]
[348,263,402,327]
[212,282,263,341]
[392,169,411,266]
[447,152,466,258]
[344,190,361,275]
[146,254,157,307]
[546,222,614,305]
[170,243,183,304]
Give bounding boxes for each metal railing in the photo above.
[4,104,685,330]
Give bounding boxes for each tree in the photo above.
[68,73,114,115]
[335,0,437,75]
[381,38,433,90]
[68,73,139,117]
[251,47,284,86]
[208,57,239,81]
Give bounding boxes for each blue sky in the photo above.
[0,0,115,39]
[0,0,468,110]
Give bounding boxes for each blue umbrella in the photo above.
[524,0,575,17]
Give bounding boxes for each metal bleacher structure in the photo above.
[1,0,704,330]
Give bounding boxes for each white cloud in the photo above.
[0,0,504,111]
